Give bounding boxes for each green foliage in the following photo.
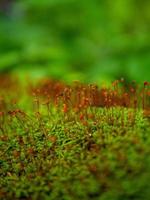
[0,0,150,82]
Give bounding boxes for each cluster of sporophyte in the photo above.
[0,75,150,200]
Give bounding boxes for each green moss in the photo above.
[0,78,150,200]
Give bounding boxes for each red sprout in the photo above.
[144,81,149,87]
[0,111,4,117]
[63,104,68,113]
[80,113,84,121]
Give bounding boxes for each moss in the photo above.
[0,76,150,200]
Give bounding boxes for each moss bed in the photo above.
[0,76,150,200]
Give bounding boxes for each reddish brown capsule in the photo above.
[0,111,4,117]
[144,81,149,87]
[13,150,20,158]
[27,147,35,155]
[82,121,88,126]
[147,91,150,96]
[16,109,25,116]
[130,87,135,93]
[63,104,68,113]
[0,135,8,141]
[48,135,57,143]
[79,113,84,121]
[8,110,16,117]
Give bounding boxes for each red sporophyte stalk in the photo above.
[63,103,68,113]
[33,97,40,111]
[42,96,51,117]
[7,109,26,131]
[0,111,5,133]
[103,91,108,107]
[32,90,40,112]
[8,109,25,117]
[80,113,84,121]
[143,81,149,109]
[112,80,119,93]
[112,80,118,87]
[29,78,150,110]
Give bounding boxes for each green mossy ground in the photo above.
[1,106,150,200]
[0,78,150,200]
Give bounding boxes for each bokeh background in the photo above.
[0,0,150,83]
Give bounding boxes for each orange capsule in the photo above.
[0,111,4,117]
[82,121,88,126]
[147,91,150,96]
[63,104,68,113]
[48,135,57,143]
[80,113,84,120]
[130,87,135,93]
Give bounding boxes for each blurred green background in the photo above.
[0,0,150,83]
